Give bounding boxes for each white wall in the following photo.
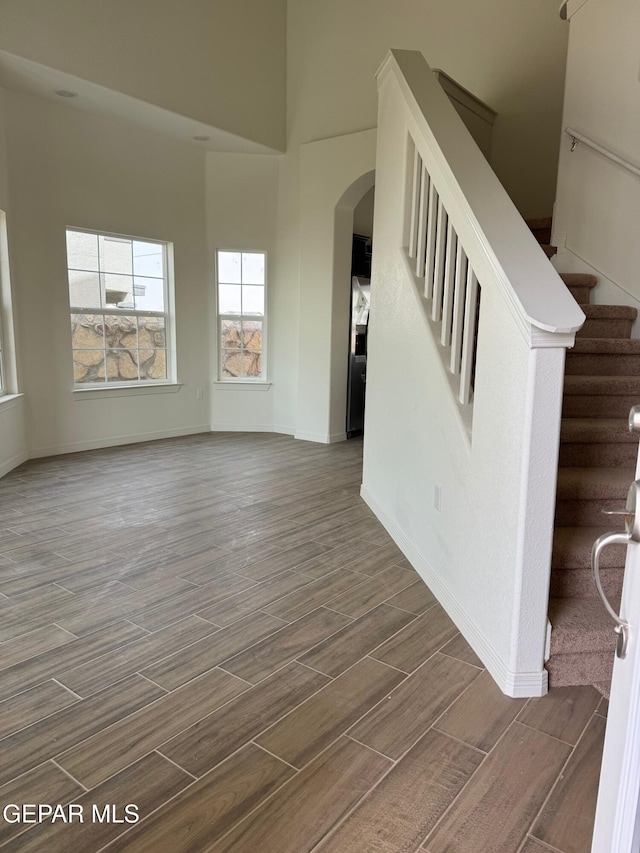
[270,0,570,441]
[206,152,282,432]
[296,130,376,443]
[0,0,287,151]
[4,89,211,456]
[0,87,27,476]
[552,0,640,318]
[287,0,569,218]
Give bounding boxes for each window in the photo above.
[66,229,174,387]
[216,250,266,380]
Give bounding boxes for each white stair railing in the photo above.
[361,50,586,697]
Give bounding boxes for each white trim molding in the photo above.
[361,485,548,698]
[29,424,211,458]
[0,451,28,479]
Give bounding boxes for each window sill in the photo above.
[213,381,271,392]
[73,383,182,401]
[0,393,24,412]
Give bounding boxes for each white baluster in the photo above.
[459,270,479,404]
[441,223,458,346]
[424,182,438,298]
[408,145,421,258]
[432,202,447,321]
[415,165,429,278]
[450,247,468,374]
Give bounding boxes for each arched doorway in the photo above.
[295,128,376,443]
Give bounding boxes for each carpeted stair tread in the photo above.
[566,338,640,375]
[577,304,636,339]
[552,526,627,569]
[571,338,640,354]
[555,466,634,501]
[559,273,598,291]
[564,374,640,395]
[548,597,616,655]
[558,273,597,304]
[559,418,636,444]
[550,566,623,602]
[547,651,615,688]
[593,681,611,699]
[581,304,637,320]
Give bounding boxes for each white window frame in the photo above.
[66,227,176,389]
[216,249,267,383]
[0,300,5,398]
[0,210,17,400]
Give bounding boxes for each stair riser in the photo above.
[563,395,640,418]
[547,652,616,688]
[558,443,638,467]
[565,353,640,375]
[578,318,634,338]
[567,286,592,304]
[555,501,627,527]
[550,568,623,603]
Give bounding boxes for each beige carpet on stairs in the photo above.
[545,270,638,697]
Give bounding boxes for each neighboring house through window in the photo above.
[66,229,174,386]
[216,249,266,380]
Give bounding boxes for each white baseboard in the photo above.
[211,424,295,436]
[28,425,212,459]
[0,450,29,478]
[295,431,347,444]
[361,485,548,698]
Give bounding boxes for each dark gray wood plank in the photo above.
[159,662,330,776]
[0,680,78,739]
[0,762,84,846]
[262,568,366,622]
[0,752,192,853]
[142,610,285,690]
[298,604,416,677]
[423,723,572,853]
[0,620,148,703]
[57,614,218,696]
[370,603,458,673]
[57,667,248,787]
[100,744,294,852]
[385,578,437,614]
[531,715,605,853]
[349,652,480,759]
[197,570,316,626]
[220,607,351,683]
[209,737,391,853]
[0,673,165,786]
[317,730,484,852]
[326,565,417,617]
[435,670,527,752]
[518,684,601,745]
[256,657,406,768]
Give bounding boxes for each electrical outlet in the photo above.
[434,484,442,512]
[196,388,203,401]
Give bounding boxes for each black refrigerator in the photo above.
[346,276,370,437]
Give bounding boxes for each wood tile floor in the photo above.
[0,432,606,852]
